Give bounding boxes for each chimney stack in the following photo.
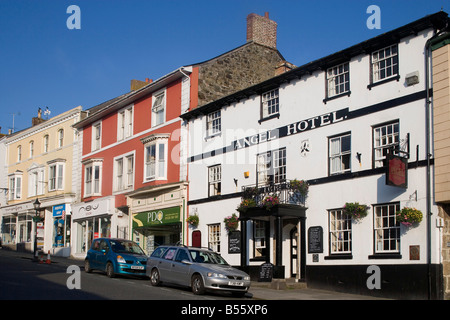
[32,108,46,126]
[247,12,277,49]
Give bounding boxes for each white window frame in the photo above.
[29,141,34,158]
[57,129,64,148]
[206,110,221,137]
[261,88,280,119]
[208,224,221,253]
[371,44,399,83]
[91,121,102,152]
[257,148,286,185]
[373,121,399,168]
[43,135,49,153]
[8,172,23,200]
[327,62,350,98]
[83,159,103,197]
[141,134,169,182]
[17,145,22,162]
[28,165,45,197]
[329,133,351,175]
[329,209,352,254]
[208,164,221,197]
[152,89,166,127]
[117,105,133,141]
[113,152,135,193]
[374,203,400,253]
[48,160,65,191]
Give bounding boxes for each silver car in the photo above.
[146,245,251,297]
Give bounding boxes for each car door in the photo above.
[171,248,192,286]
[97,239,110,270]
[89,239,101,268]
[158,247,178,281]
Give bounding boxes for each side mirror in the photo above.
[181,259,192,265]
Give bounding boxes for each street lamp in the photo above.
[32,198,41,261]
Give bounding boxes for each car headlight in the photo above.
[116,255,126,263]
[244,276,250,281]
[207,272,227,279]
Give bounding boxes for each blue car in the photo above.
[84,238,148,278]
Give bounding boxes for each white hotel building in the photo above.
[181,12,450,299]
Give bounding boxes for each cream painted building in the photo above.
[0,107,86,256]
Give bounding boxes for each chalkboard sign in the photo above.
[258,262,274,282]
[228,231,241,254]
[308,226,323,253]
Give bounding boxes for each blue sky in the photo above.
[0,0,447,133]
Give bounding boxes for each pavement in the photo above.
[0,248,387,300]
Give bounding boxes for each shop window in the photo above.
[2,216,17,244]
[329,209,352,254]
[18,214,32,243]
[374,203,400,254]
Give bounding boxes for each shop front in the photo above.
[128,181,188,255]
[71,196,116,259]
[0,202,35,252]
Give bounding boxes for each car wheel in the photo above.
[106,262,115,278]
[191,274,205,295]
[150,268,161,286]
[84,260,92,273]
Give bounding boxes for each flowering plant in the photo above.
[396,207,423,227]
[343,202,369,220]
[290,179,309,196]
[186,215,199,227]
[224,213,239,232]
[237,198,256,212]
[262,195,280,211]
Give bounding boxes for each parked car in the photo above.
[147,245,251,297]
[84,238,147,278]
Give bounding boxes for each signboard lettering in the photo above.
[308,226,323,253]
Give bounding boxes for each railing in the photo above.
[241,180,306,207]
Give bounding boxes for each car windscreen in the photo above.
[110,240,145,255]
[189,250,229,265]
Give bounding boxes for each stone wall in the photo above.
[197,42,286,107]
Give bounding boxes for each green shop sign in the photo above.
[133,206,180,228]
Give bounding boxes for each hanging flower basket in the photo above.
[396,207,423,227]
[237,198,256,212]
[224,213,239,233]
[290,179,309,196]
[262,195,280,211]
[343,202,369,220]
[186,215,199,227]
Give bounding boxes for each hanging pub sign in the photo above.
[386,154,408,188]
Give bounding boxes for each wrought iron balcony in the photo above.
[241,179,307,207]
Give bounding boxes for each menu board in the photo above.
[308,226,323,253]
[258,263,274,282]
[228,231,241,254]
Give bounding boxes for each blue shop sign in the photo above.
[53,204,66,218]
